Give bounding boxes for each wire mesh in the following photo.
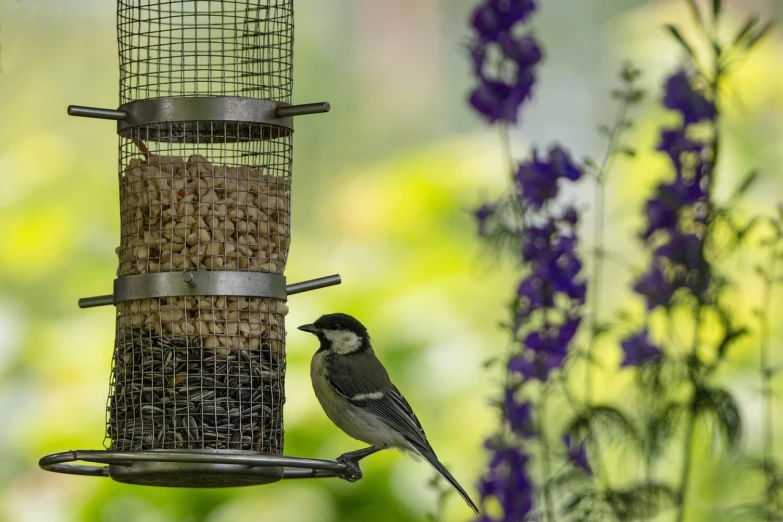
[118,0,294,103]
[107,123,291,452]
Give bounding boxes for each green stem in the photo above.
[675,45,723,522]
[581,87,632,493]
[539,394,557,522]
[760,231,779,517]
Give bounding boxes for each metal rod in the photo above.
[275,102,330,118]
[79,295,114,308]
[67,105,128,121]
[286,274,341,295]
[78,273,341,308]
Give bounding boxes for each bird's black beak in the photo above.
[298,324,320,334]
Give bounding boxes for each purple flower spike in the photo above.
[657,127,703,173]
[663,69,716,125]
[632,263,675,310]
[504,389,536,437]
[478,442,535,519]
[471,0,537,42]
[469,78,533,124]
[500,34,543,67]
[620,328,663,367]
[655,232,703,272]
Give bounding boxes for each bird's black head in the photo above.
[298,313,370,355]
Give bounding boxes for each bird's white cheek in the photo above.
[323,331,361,354]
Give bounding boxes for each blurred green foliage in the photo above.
[0,0,782,521]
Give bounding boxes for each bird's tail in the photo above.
[412,444,479,514]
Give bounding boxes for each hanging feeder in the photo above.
[39,0,352,487]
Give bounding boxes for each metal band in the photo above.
[117,97,293,132]
[113,271,287,302]
[79,273,341,308]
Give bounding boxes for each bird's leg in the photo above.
[335,445,381,482]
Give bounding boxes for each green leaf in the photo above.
[620,61,642,83]
[605,482,678,520]
[627,89,646,104]
[665,25,696,58]
[646,403,685,457]
[692,386,742,448]
[725,503,783,521]
[685,0,704,29]
[716,327,749,360]
[733,16,759,46]
[566,405,642,448]
[736,216,761,242]
[546,467,591,490]
[746,21,776,51]
[712,0,722,20]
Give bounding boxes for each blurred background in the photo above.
[1,0,782,520]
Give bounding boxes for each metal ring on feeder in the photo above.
[39,450,352,487]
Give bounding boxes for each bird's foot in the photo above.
[336,454,364,482]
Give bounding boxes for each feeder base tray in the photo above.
[108,450,284,487]
[39,449,352,486]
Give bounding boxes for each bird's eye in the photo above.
[330,323,339,330]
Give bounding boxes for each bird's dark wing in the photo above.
[326,351,432,451]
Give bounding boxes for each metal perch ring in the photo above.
[39,449,354,487]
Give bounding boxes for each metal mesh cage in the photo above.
[118,0,294,103]
[108,127,291,452]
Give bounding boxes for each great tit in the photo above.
[298,313,479,514]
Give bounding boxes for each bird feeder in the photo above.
[40,0,352,486]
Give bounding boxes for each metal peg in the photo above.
[68,105,128,121]
[275,102,330,118]
[79,295,114,308]
[286,274,341,295]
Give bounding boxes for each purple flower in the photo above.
[509,350,565,381]
[562,435,590,473]
[620,328,662,367]
[474,203,496,237]
[547,145,583,181]
[515,152,558,207]
[655,232,703,272]
[517,273,554,313]
[514,147,583,209]
[471,0,537,42]
[500,34,543,67]
[504,389,536,437]
[469,77,534,124]
[479,442,535,519]
[521,223,555,262]
[546,247,586,301]
[663,69,716,125]
[657,127,704,173]
[632,263,675,310]
[641,177,704,240]
[642,195,679,240]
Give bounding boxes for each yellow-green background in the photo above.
[0,0,782,520]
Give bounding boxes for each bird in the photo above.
[298,312,479,514]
